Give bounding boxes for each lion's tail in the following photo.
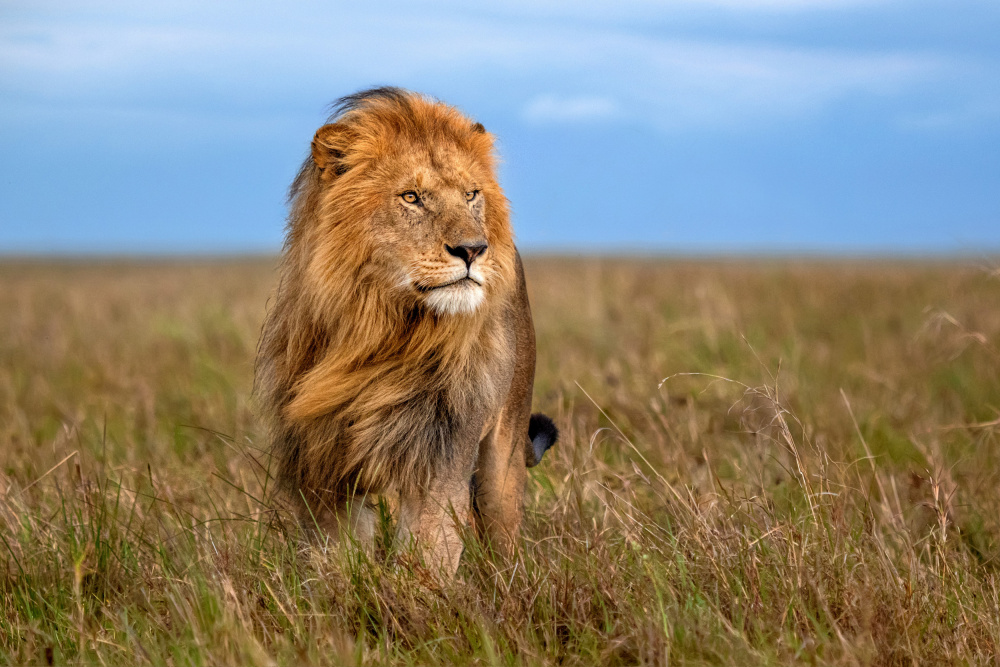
[526,413,559,468]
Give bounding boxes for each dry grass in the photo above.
[1,256,999,665]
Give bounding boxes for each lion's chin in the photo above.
[423,279,486,316]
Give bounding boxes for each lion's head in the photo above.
[295,87,516,319]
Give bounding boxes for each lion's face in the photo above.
[373,145,497,316]
[309,101,513,318]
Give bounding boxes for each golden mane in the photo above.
[255,88,518,506]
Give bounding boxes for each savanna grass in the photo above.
[1,256,999,665]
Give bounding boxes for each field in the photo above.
[1,256,999,665]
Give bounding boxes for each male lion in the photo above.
[256,87,558,575]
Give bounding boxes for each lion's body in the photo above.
[255,88,555,573]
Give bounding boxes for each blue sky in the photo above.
[1,0,998,254]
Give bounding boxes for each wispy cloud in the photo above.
[673,0,888,8]
[383,0,894,18]
[522,95,620,123]
[624,40,943,129]
[896,102,1000,131]
[0,1,986,134]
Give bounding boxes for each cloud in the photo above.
[896,102,1000,131]
[522,95,620,123]
[375,0,893,19]
[0,1,982,135]
[673,0,886,8]
[625,40,943,129]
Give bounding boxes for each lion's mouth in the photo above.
[417,276,482,292]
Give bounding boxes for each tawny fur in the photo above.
[255,88,547,572]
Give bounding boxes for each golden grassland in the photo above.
[1,256,999,665]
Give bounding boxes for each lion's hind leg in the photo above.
[472,417,528,557]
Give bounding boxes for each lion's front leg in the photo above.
[395,467,474,578]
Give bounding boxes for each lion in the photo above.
[255,87,558,575]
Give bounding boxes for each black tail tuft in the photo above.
[526,413,559,467]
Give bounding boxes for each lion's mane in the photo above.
[255,88,518,507]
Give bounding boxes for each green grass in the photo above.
[1,256,999,665]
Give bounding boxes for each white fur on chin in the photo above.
[424,281,486,315]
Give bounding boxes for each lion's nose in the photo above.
[446,242,488,268]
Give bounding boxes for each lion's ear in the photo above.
[311,124,349,175]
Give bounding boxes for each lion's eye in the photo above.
[465,190,478,202]
[401,191,419,204]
